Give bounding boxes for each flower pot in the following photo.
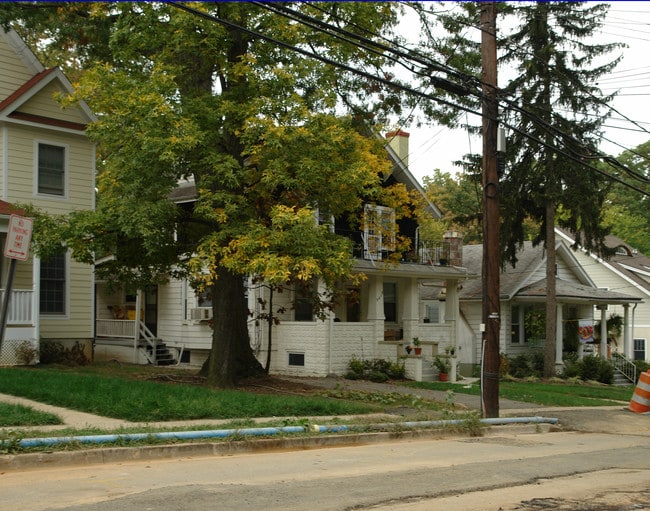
[439,372,448,382]
[414,347,422,356]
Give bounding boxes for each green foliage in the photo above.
[1,3,412,386]
[602,141,650,255]
[14,341,39,366]
[563,355,614,384]
[433,356,451,374]
[345,356,405,381]
[40,341,90,366]
[0,402,61,427]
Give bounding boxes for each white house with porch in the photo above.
[94,130,478,379]
[459,239,642,381]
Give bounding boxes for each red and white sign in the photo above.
[4,214,33,261]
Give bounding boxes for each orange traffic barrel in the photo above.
[629,370,650,413]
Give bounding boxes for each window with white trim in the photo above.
[37,143,66,196]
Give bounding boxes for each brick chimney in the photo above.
[443,231,463,267]
[385,129,409,168]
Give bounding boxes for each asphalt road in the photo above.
[2,429,649,511]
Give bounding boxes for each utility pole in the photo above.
[480,1,500,418]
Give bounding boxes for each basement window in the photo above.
[288,352,305,366]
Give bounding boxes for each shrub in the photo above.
[345,356,404,382]
[563,355,613,384]
[15,341,39,365]
[40,341,90,366]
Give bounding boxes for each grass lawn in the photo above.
[0,365,380,423]
[407,379,635,407]
[0,402,61,427]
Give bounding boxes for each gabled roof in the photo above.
[516,278,641,306]
[459,240,638,305]
[556,228,650,299]
[380,132,442,219]
[0,29,96,130]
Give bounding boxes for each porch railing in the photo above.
[0,289,34,325]
[611,352,637,383]
[96,318,136,338]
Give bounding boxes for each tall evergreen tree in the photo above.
[499,2,622,375]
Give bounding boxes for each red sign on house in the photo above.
[4,214,33,261]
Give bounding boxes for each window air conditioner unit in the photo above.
[190,307,213,321]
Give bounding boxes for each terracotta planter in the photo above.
[439,372,448,382]
[414,347,422,355]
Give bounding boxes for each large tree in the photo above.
[498,2,622,376]
[602,141,650,254]
[3,2,419,387]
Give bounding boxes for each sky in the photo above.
[401,2,650,184]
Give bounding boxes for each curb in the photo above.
[0,422,553,471]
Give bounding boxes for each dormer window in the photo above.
[615,245,632,257]
[363,204,395,260]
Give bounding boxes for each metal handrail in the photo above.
[611,352,637,383]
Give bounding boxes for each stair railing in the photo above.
[139,322,158,365]
[610,352,637,383]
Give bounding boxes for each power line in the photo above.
[164,1,650,198]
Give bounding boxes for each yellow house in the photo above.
[0,29,96,365]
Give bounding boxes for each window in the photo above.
[634,339,646,361]
[40,252,66,315]
[510,304,545,344]
[364,204,395,260]
[383,282,397,323]
[37,143,66,196]
[294,281,315,321]
[511,305,521,343]
[288,352,305,366]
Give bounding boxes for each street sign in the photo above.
[4,214,33,261]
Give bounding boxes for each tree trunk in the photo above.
[544,201,558,377]
[200,267,264,387]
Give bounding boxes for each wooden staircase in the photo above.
[137,322,179,366]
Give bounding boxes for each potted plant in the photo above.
[433,356,451,381]
[412,337,422,355]
[403,342,412,355]
[445,345,456,357]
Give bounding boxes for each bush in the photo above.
[40,341,90,366]
[345,356,404,381]
[562,355,613,384]
[502,352,545,379]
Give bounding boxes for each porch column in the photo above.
[366,275,384,343]
[134,290,142,364]
[624,304,631,358]
[444,279,459,348]
[555,303,563,367]
[401,277,419,344]
[599,305,608,358]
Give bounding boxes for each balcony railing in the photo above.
[337,229,451,265]
[0,289,35,325]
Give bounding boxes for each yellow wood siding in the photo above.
[40,258,93,338]
[16,81,88,125]
[0,35,36,102]
[4,124,94,212]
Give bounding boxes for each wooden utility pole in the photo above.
[480,1,500,418]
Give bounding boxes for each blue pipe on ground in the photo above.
[11,416,558,448]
